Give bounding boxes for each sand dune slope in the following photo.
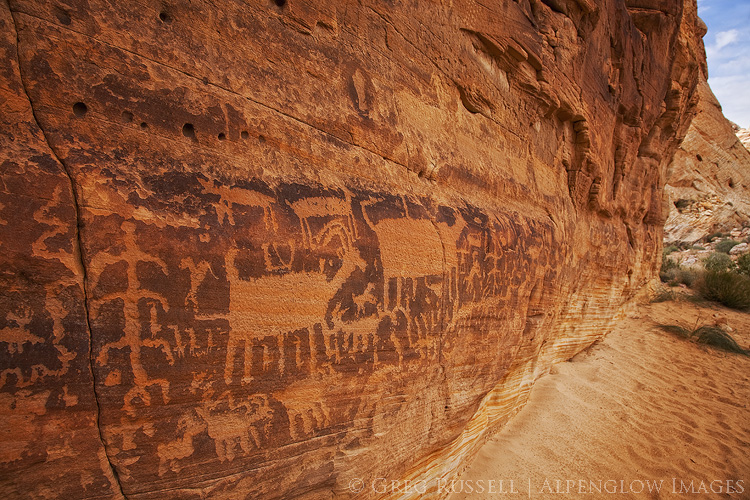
[450,300,750,499]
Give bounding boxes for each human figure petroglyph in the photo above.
[91,221,172,416]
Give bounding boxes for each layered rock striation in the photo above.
[664,78,750,244]
[1,0,703,498]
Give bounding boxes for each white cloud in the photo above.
[706,29,740,58]
[717,53,750,74]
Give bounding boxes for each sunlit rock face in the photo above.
[665,79,750,244]
[736,128,750,152]
[0,0,703,498]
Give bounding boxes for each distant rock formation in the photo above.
[664,79,750,244]
[737,127,750,151]
[0,1,704,498]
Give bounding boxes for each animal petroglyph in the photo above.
[223,196,367,385]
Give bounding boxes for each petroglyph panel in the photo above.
[77,175,563,496]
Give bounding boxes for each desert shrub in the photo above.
[659,324,690,338]
[659,266,700,288]
[715,238,740,254]
[698,271,750,310]
[658,324,748,355]
[659,248,680,283]
[664,245,679,255]
[694,326,748,355]
[738,253,750,277]
[652,286,676,302]
[660,267,678,284]
[691,245,706,251]
[674,199,692,211]
[662,249,679,269]
[675,268,701,288]
[705,231,726,243]
[703,252,735,272]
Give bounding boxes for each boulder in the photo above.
[730,242,749,255]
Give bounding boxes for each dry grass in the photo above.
[658,322,748,355]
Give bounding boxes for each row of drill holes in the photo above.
[71,101,427,180]
[74,103,261,143]
[158,0,284,26]
[59,3,285,28]
[58,5,170,26]
[122,110,147,129]
[184,123,263,143]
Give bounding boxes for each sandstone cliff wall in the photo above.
[0,0,703,498]
[664,78,750,243]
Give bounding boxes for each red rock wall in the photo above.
[664,77,750,243]
[0,0,703,498]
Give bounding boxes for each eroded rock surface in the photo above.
[1,0,703,498]
[737,127,750,151]
[664,78,750,244]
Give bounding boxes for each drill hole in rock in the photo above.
[241,131,249,140]
[140,122,149,129]
[121,111,134,123]
[55,7,72,25]
[274,0,287,7]
[182,123,196,140]
[159,11,172,23]
[218,132,226,141]
[72,102,88,117]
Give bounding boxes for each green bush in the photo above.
[652,286,676,302]
[715,238,740,254]
[738,253,750,277]
[675,268,701,288]
[660,251,679,284]
[691,245,706,251]
[659,266,701,288]
[694,326,748,355]
[660,267,678,284]
[703,252,735,272]
[662,249,679,270]
[674,199,692,211]
[705,231,726,243]
[664,245,679,255]
[659,324,748,355]
[698,271,750,310]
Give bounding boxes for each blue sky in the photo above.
[698,0,750,128]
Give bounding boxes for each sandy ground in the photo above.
[449,297,750,499]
